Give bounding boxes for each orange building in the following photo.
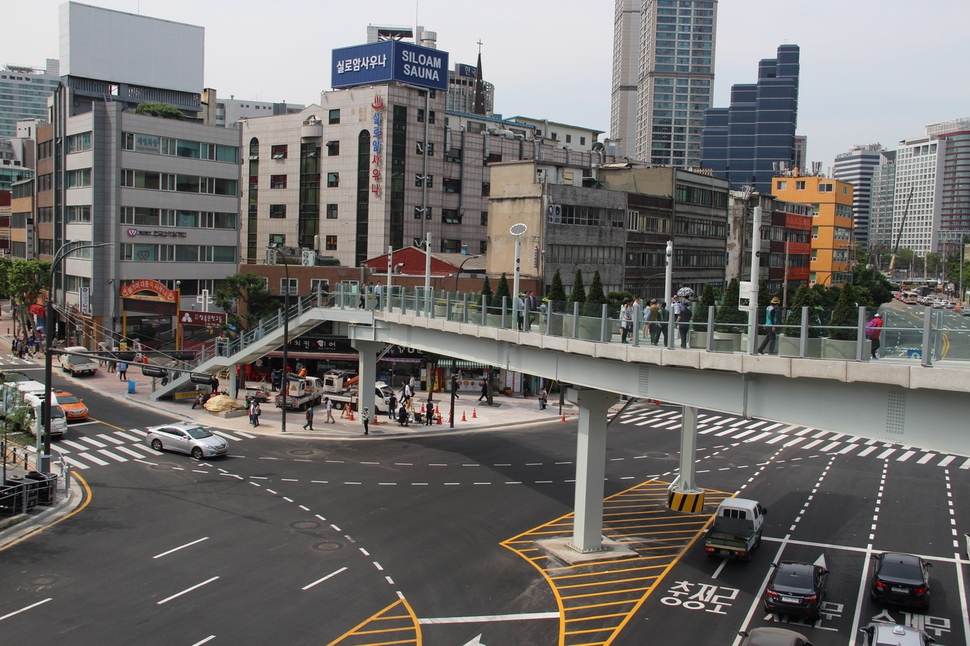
[771,174,854,287]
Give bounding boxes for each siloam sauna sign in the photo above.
[331,41,449,92]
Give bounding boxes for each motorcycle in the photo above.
[192,390,210,410]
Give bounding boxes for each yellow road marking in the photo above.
[326,597,421,646]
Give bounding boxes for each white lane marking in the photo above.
[744,432,772,443]
[761,422,784,431]
[77,452,109,466]
[652,419,681,429]
[60,439,88,451]
[77,436,107,448]
[96,449,127,462]
[711,558,728,579]
[731,429,755,439]
[783,437,806,448]
[876,449,896,460]
[62,456,90,470]
[69,420,100,427]
[190,637,216,646]
[714,427,737,437]
[857,446,878,457]
[153,537,209,559]
[731,537,791,646]
[897,451,916,462]
[838,444,857,455]
[764,434,789,445]
[302,567,348,591]
[419,612,561,624]
[939,455,956,467]
[0,597,53,621]
[819,441,841,452]
[960,458,970,470]
[99,434,124,445]
[128,428,147,436]
[114,445,148,459]
[801,440,823,450]
[211,430,242,441]
[848,545,876,646]
[156,576,219,605]
[235,430,257,439]
[114,431,141,442]
[917,453,936,465]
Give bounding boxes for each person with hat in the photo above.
[865,312,884,359]
[646,299,662,345]
[757,297,782,355]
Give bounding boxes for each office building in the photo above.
[929,118,970,255]
[833,144,884,248]
[447,58,494,117]
[0,60,61,138]
[701,44,800,194]
[203,90,305,128]
[772,174,854,287]
[14,2,241,343]
[867,150,896,252]
[611,0,718,165]
[891,135,943,256]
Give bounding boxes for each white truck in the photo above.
[274,375,325,411]
[61,346,99,376]
[321,371,394,413]
[703,498,767,562]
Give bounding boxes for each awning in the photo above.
[265,352,359,361]
[431,360,491,369]
[381,357,422,363]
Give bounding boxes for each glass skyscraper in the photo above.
[700,44,800,194]
[0,60,60,138]
[611,0,717,166]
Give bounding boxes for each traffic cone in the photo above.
[472,408,477,419]
[348,407,355,421]
[461,410,467,422]
[448,411,453,424]
[435,404,440,416]
[436,412,442,425]
[560,412,567,422]
[372,412,379,426]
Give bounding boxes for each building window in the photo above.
[66,131,92,153]
[66,205,92,223]
[326,203,338,219]
[481,182,490,197]
[415,174,432,188]
[310,279,329,294]
[480,211,488,226]
[580,136,586,146]
[442,209,462,224]
[67,168,92,187]
[271,145,287,159]
[440,239,462,253]
[328,109,340,125]
[269,204,286,219]
[442,177,461,194]
[416,141,434,156]
[428,110,435,124]
[414,206,431,220]
[818,183,833,193]
[327,172,339,187]
[777,181,787,190]
[326,140,340,156]
[270,175,287,189]
[565,134,572,144]
[479,240,487,254]
[795,181,806,190]
[417,109,425,123]
[325,235,337,250]
[269,234,285,246]
[280,277,298,295]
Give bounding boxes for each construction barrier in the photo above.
[667,489,705,513]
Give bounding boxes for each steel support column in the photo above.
[567,387,620,553]
[668,405,705,512]
[353,340,383,421]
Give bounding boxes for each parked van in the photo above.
[16,391,67,439]
[62,346,99,376]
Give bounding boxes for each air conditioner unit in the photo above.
[301,250,316,267]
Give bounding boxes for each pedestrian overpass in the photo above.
[146,290,970,553]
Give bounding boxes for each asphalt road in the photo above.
[881,302,970,361]
[2,368,968,646]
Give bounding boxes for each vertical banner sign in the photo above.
[371,95,384,198]
[79,286,91,314]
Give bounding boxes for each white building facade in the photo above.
[832,144,884,249]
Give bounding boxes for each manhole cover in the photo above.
[149,463,179,471]
[314,541,342,551]
[291,521,320,530]
[289,449,314,456]
[31,575,58,586]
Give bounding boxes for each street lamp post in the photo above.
[452,254,482,292]
[269,245,290,433]
[42,241,112,473]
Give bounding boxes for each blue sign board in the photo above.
[332,41,449,92]
[457,63,477,79]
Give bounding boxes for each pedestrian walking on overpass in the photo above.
[757,297,780,355]
[866,312,884,359]
[677,301,693,348]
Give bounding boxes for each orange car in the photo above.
[53,390,89,421]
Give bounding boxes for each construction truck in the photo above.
[274,374,325,411]
[321,370,394,413]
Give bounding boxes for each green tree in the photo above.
[0,256,12,298]
[692,284,717,333]
[213,272,277,331]
[492,272,511,308]
[568,269,586,306]
[7,258,51,338]
[894,248,915,271]
[479,275,493,307]
[827,284,860,340]
[714,278,747,334]
[135,101,185,120]
[852,265,894,306]
[584,270,606,316]
[606,290,635,307]
[784,285,824,338]
[757,276,771,308]
[547,269,567,302]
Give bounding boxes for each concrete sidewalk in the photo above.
[0,299,573,442]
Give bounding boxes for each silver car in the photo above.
[860,622,936,646]
[145,422,229,459]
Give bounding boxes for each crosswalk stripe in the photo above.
[747,421,767,430]
[877,449,896,460]
[827,433,847,441]
[715,427,737,437]
[801,440,823,450]
[702,415,724,424]
[811,430,830,439]
[211,430,243,441]
[794,428,814,436]
[838,444,857,455]
[60,439,88,451]
[820,442,842,452]
[77,436,107,448]
[745,432,772,443]
[97,449,128,462]
[761,422,784,432]
[114,445,148,459]
[634,418,656,427]
[235,431,257,439]
[765,434,789,445]
[730,419,749,428]
[917,453,936,465]
[857,446,878,457]
[98,434,124,445]
[897,451,916,462]
[698,425,721,435]
[63,456,90,470]
[114,431,141,442]
[128,428,148,436]
[731,429,756,439]
[939,455,956,467]
[77,452,109,466]
[960,458,970,470]
[653,410,680,419]
[653,419,681,429]
[783,437,806,448]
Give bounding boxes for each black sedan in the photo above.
[870,552,932,609]
[764,561,829,620]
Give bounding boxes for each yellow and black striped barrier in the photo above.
[668,489,705,513]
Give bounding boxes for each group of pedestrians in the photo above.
[619,296,693,348]
[302,398,336,430]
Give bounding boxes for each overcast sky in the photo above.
[6,1,968,172]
